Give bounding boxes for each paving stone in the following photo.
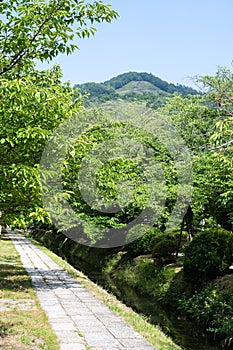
[71,316,100,326]
[38,300,60,307]
[97,315,127,325]
[46,311,67,319]
[91,347,123,350]
[55,331,84,343]
[56,294,75,301]
[51,322,76,332]
[77,323,106,333]
[60,344,86,350]
[108,325,144,339]
[88,306,117,316]
[83,332,119,347]
[118,338,156,348]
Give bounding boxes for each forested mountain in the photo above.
[104,72,197,95]
[74,71,198,108]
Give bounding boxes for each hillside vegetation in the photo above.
[74,71,198,107]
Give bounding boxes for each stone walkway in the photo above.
[9,232,155,350]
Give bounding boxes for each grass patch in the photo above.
[0,234,59,350]
[24,231,182,350]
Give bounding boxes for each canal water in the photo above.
[113,283,223,350]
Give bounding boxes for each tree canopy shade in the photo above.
[0,0,118,77]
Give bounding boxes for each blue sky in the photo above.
[39,0,233,87]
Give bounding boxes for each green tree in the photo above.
[159,67,233,231]
[0,0,118,77]
[0,0,118,228]
[0,66,84,227]
[195,66,233,148]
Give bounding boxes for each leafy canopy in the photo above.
[0,0,118,77]
[158,66,233,231]
[0,66,84,227]
[0,0,118,228]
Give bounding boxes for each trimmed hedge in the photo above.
[183,228,233,283]
[124,228,162,257]
[152,236,178,266]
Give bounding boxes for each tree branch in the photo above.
[208,139,233,150]
[0,1,65,76]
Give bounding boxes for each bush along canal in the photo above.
[28,227,233,350]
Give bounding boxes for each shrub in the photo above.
[178,282,233,344]
[124,228,162,257]
[183,228,233,283]
[152,235,178,266]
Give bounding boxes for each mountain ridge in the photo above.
[103,71,197,95]
[74,71,198,108]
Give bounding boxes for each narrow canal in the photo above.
[112,283,223,350]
